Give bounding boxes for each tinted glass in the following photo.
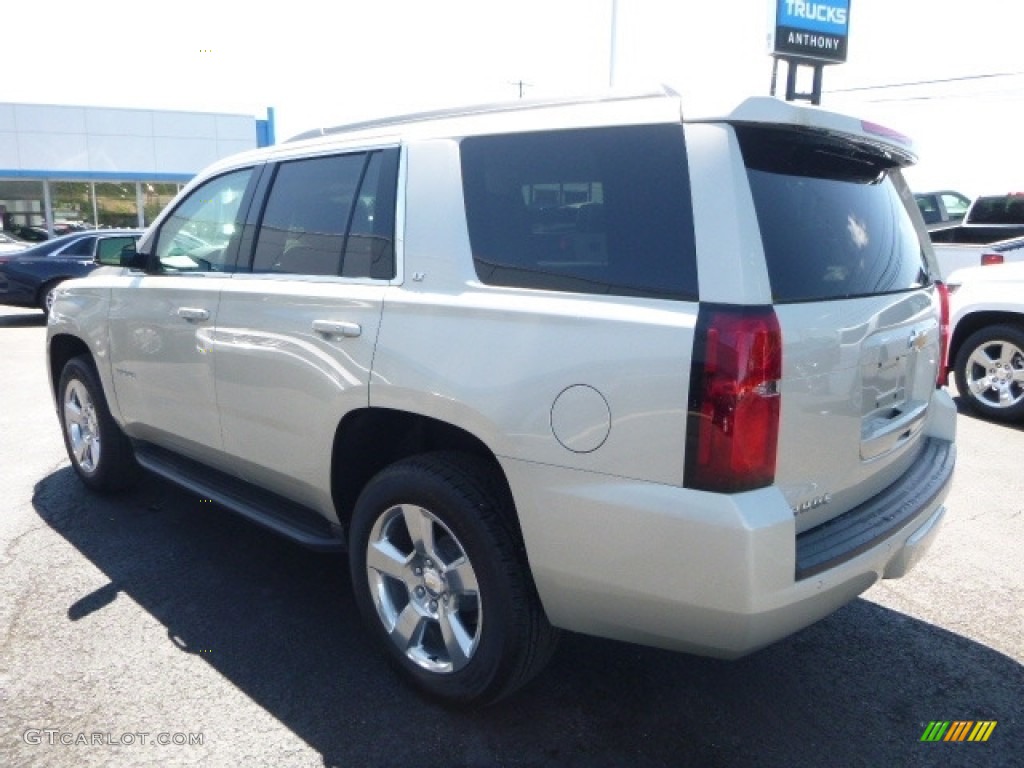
[967,195,1024,225]
[156,169,253,272]
[341,150,399,279]
[252,154,365,276]
[737,126,928,303]
[58,236,96,257]
[460,125,697,300]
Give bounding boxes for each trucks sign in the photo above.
[769,0,850,64]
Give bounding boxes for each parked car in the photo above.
[0,231,29,253]
[46,90,956,705]
[944,260,1024,423]
[6,225,50,242]
[0,230,142,315]
[929,192,1024,278]
[915,189,971,230]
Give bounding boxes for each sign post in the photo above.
[768,0,851,104]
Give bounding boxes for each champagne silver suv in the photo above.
[47,89,957,704]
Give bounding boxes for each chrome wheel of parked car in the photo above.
[954,324,1024,423]
[349,452,558,705]
[64,377,101,473]
[366,502,482,674]
[58,356,139,491]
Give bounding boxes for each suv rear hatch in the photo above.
[733,121,944,542]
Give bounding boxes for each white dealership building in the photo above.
[0,102,274,237]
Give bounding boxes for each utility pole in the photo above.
[510,80,531,98]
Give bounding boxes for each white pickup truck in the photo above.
[944,261,1024,423]
[930,194,1024,278]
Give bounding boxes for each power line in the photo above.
[828,71,1024,93]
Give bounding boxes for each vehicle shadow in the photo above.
[952,393,1024,433]
[32,467,1022,768]
[0,311,45,328]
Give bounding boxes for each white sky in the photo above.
[3,0,1022,196]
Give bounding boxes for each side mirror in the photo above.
[96,238,147,269]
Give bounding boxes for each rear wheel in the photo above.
[349,451,559,705]
[40,280,62,317]
[954,324,1024,423]
[58,355,139,491]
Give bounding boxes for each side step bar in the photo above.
[134,442,345,552]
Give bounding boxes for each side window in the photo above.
[155,169,253,272]
[58,236,96,257]
[251,150,398,278]
[460,125,698,300]
[916,196,940,224]
[940,193,969,218]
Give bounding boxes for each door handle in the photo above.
[312,320,362,338]
[177,307,210,322]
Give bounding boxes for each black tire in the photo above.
[349,451,559,705]
[953,324,1024,423]
[57,355,139,491]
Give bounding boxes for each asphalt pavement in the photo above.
[1,305,1021,768]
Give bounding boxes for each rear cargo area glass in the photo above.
[736,126,929,303]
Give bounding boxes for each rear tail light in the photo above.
[936,281,951,387]
[685,306,781,493]
[981,252,1004,266]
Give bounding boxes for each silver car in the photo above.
[47,89,956,704]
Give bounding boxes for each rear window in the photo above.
[460,125,697,300]
[967,195,1024,225]
[736,125,929,303]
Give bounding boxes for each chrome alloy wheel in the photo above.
[365,503,482,674]
[964,338,1024,410]
[63,379,101,473]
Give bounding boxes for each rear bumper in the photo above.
[506,436,955,659]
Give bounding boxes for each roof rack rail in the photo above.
[286,86,679,143]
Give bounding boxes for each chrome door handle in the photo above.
[312,320,362,338]
[177,307,210,322]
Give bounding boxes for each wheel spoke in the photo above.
[392,603,428,653]
[366,539,412,583]
[85,438,101,471]
[401,504,436,558]
[438,609,474,670]
[968,347,997,370]
[64,398,84,426]
[997,343,1023,367]
[968,376,992,397]
[73,434,90,464]
[445,557,479,596]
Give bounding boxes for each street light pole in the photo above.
[609,0,619,87]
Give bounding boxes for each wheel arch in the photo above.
[48,333,93,403]
[948,311,1024,371]
[330,408,517,536]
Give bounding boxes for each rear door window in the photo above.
[736,125,929,303]
[460,124,697,300]
[249,149,399,279]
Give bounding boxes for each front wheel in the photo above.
[58,355,138,491]
[348,452,558,705]
[953,324,1024,423]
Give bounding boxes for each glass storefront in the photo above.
[0,179,184,237]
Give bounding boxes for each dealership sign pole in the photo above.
[768,0,851,104]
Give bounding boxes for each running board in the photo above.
[134,443,345,552]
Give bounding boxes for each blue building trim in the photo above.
[256,106,277,147]
[0,169,193,182]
